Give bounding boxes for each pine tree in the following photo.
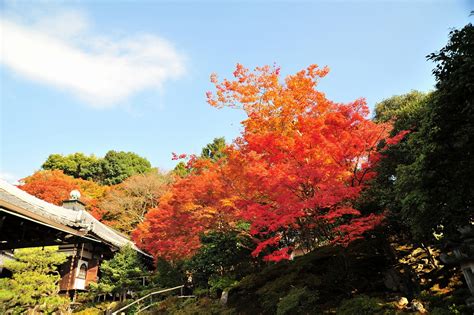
[0,247,69,313]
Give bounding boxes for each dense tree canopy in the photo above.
[42,153,101,182]
[19,170,108,219]
[41,150,152,185]
[99,170,170,234]
[185,230,257,290]
[90,246,146,301]
[357,91,429,224]
[201,137,227,161]
[134,157,233,261]
[172,137,227,177]
[0,247,69,313]
[394,24,474,241]
[20,159,161,228]
[100,150,152,185]
[134,64,398,262]
[358,24,474,245]
[373,90,428,126]
[172,161,189,178]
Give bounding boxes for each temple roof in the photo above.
[0,179,151,258]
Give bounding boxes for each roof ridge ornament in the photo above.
[70,190,81,200]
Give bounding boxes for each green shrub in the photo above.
[276,287,318,315]
[208,275,238,298]
[431,304,462,315]
[418,288,469,314]
[156,258,185,288]
[192,287,209,297]
[1,247,69,313]
[337,295,384,315]
[256,272,298,312]
[149,296,234,315]
[185,231,257,289]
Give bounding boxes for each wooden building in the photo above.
[58,243,101,292]
[0,179,151,295]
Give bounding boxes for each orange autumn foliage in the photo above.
[19,170,108,219]
[133,158,237,261]
[135,64,397,262]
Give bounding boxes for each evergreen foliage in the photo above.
[172,137,227,177]
[172,161,190,178]
[200,137,227,161]
[42,150,152,185]
[42,153,102,182]
[357,91,429,229]
[155,258,186,288]
[90,245,146,300]
[0,247,69,314]
[359,24,474,243]
[100,150,152,185]
[395,24,474,241]
[336,295,385,315]
[185,231,256,290]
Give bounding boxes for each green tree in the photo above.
[172,161,190,178]
[155,258,186,288]
[395,24,474,241]
[42,153,101,181]
[186,230,256,291]
[0,247,69,314]
[357,91,429,221]
[173,137,227,177]
[42,151,152,185]
[100,151,152,185]
[373,90,428,126]
[172,137,227,177]
[90,245,146,301]
[200,137,227,161]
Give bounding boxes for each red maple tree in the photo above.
[19,170,108,220]
[134,64,398,262]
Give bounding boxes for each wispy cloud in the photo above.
[0,9,186,108]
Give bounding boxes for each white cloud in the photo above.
[0,10,186,108]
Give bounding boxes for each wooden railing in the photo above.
[111,285,186,314]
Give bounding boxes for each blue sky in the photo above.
[0,1,472,183]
